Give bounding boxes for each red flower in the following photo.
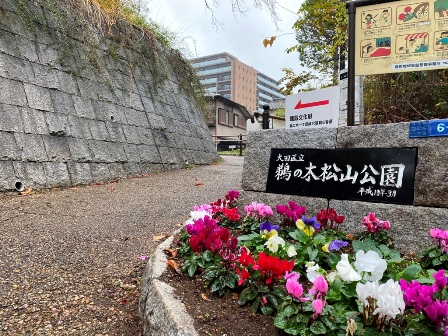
[404,6,412,13]
[398,13,406,20]
[257,252,294,285]
[236,268,251,286]
[239,250,257,267]
[222,207,241,222]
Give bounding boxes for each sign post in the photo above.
[285,86,340,130]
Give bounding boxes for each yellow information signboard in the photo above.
[356,0,448,75]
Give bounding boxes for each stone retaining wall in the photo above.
[241,123,448,252]
[0,0,218,191]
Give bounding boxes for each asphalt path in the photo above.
[0,155,244,335]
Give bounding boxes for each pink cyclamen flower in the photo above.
[424,299,448,329]
[311,299,326,319]
[309,275,328,297]
[433,270,448,292]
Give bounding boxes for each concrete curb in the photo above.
[138,229,199,336]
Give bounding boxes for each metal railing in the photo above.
[211,134,248,156]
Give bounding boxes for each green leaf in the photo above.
[328,253,341,267]
[210,279,223,292]
[274,314,289,329]
[401,264,422,281]
[265,293,279,308]
[202,250,212,261]
[308,246,318,261]
[284,324,303,335]
[289,229,310,243]
[238,233,260,241]
[352,239,382,256]
[187,264,197,277]
[252,297,260,313]
[429,248,442,258]
[310,321,326,334]
[277,303,299,317]
[260,304,275,316]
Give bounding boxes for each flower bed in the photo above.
[171,190,448,335]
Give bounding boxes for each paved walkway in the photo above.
[0,156,244,335]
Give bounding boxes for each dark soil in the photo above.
[160,235,285,336]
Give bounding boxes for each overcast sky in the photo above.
[146,0,305,83]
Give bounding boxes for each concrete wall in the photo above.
[0,0,218,191]
[241,123,448,252]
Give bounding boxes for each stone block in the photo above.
[122,124,142,144]
[31,63,59,89]
[21,108,48,135]
[50,89,76,115]
[138,145,161,163]
[336,123,448,208]
[0,53,34,81]
[0,77,27,106]
[108,142,127,162]
[242,128,338,192]
[67,163,93,186]
[126,109,149,127]
[15,35,38,62]
[14,133,47,161]
[67,115,92,139]
[42,135,71,161]
[77,78,98,100]
[67,138,93,162]
[72,96,96,119]
[88,120,110,141]
[0,132,19,160]
[36,43,59,67]
[105,121,126,142]
[147,113,166,130]
[91,100,117,122]
[122,162,141,176]
[330,199,448,253]
[140,163,163,174]
[24,83,54,111]
[108,163,127,179]
[55,70,79,95]
[89,140,114,163]
[123,143,141,162]
[110,106,128,124]
[129,92,144,111]
[45,112,68,136]
[141,96,156,113]
[158,146,180,166]
[89,163,111,182]
[0,103,23,132]
[13,161,47,189]
[0,161,15,190]
[0,29,20,57]
[95,83,114,102]
[152,130,176,147]
[44,162,71,187]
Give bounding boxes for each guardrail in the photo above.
[211,134,247,156]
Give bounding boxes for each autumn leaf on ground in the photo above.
[20,188,33,195]
[163,249,178,258]
[195,178,203,186]
[153,234,167,241]
[201,293,212,301]
[167,259,181,274]
[232,293,239,300]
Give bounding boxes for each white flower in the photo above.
[185,210,210,225]
[287,245,297,257]
[326,271,338,283]
[373,279,405,321]
[264,235,285,253]
[354,250,387,282]
[356,281,379,308]
[336,254,362,282]
[306,262,322,283]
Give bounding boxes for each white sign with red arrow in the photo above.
[285,86,340,130]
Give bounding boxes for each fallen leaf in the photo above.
[20,188,33,195]
[163,249,178,258]
[201,293,212,301]
[195,178,203,186]
[107,187,115,192]
[167,259,181,274]
[120,283,136,290]
[232,293,239,300]
[119,299,127,305]
[153,235,167,241]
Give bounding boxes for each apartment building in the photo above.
[189,52,285,113]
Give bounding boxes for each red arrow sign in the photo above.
[294,99,329,110]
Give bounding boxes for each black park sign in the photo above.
[266,148,418,205]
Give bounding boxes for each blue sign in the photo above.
[409,121,428,138]
[428,119,448,137]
